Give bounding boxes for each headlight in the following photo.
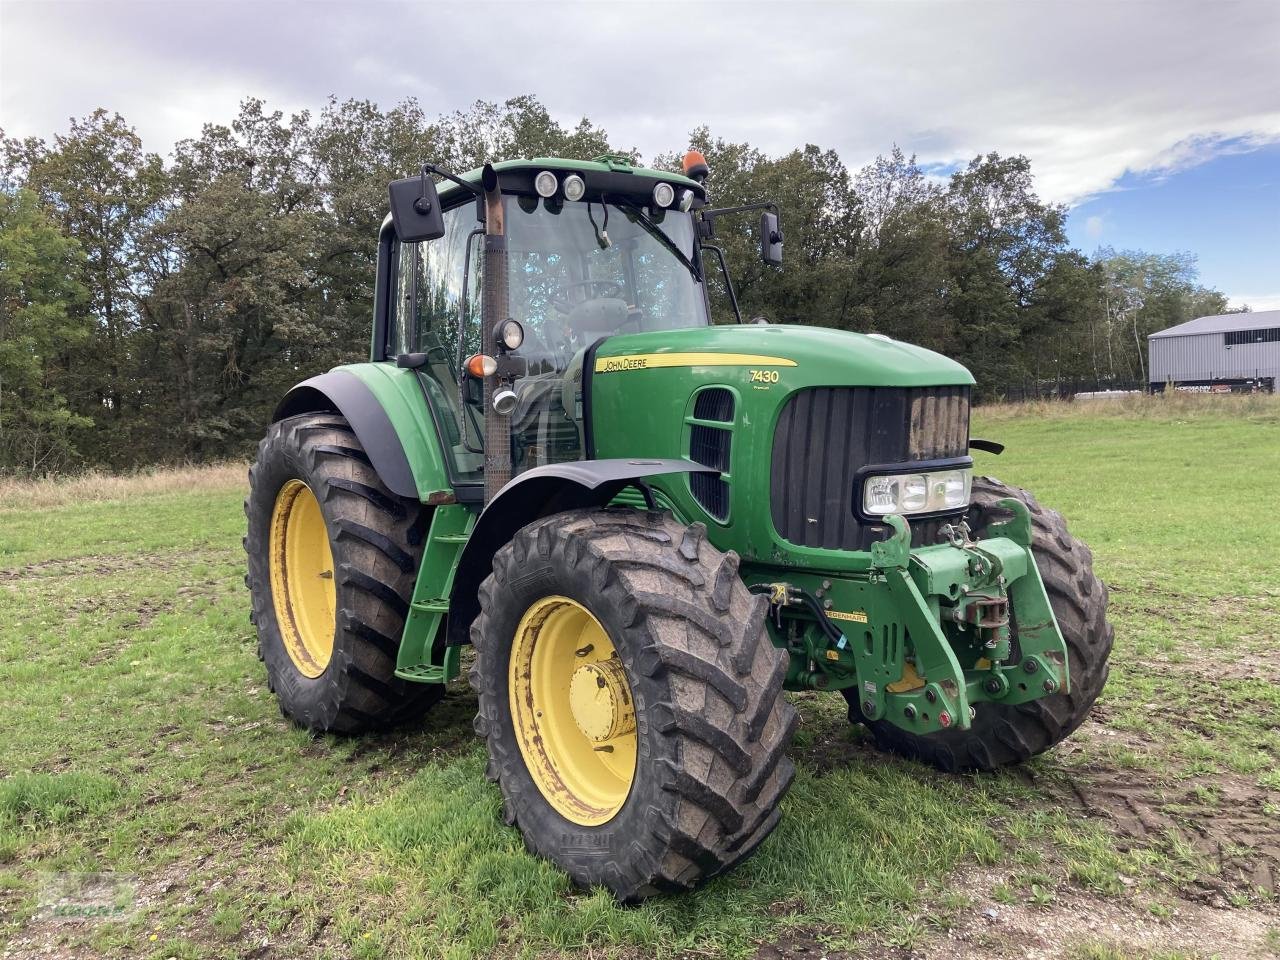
[563,174,586,202]
[863,468,971,516]
[498,318,524,350]
[534,170,558,198]
[652,182,675,208]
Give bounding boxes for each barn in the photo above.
[1148,309,1279,393]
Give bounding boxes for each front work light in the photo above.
[492,388,518,416]
[563,174,586,202]
[863,468,972,516]
[534,170,558,198]
[498,319,524,351]
[652,182,675,208]
[677,188,694,212]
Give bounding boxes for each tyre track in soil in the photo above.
[1046,718,1279,905]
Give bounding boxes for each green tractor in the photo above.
[245,151,1112,901]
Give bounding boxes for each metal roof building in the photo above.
[1148,309,1279,392]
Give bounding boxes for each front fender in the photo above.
[446,458,712,646]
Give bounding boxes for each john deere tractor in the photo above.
[246,151,1112,901]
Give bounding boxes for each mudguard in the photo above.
[446,458,713,645]
[274,370,418,499]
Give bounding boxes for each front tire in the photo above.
[470,508,797,902]
[245,412,443,733]
[848,476,1113,772]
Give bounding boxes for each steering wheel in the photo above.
[550,279,624,315]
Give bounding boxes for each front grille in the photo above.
[770,386,970,550]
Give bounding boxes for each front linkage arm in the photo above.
[753,499,1070,736]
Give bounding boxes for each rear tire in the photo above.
[470,508,797,902]
[245,412,443,733]
[847,476,1113,772]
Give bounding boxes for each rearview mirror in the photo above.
[760,211,783,265]
[389,173,445,242]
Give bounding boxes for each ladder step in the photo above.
[412,599,450,613]
[434,534,470,543]
[395,664,448,684]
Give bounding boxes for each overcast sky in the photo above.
[3,0,1278,306]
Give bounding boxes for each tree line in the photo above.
[0,95,1239,476]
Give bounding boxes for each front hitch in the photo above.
[855,501,1069,734]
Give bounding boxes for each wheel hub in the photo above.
[268,479,337,678]
[508,596,638,826]
[568,658,636,742]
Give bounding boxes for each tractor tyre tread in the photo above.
[245,412,442,734]
[470,508,796,902]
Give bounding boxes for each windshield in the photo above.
[490,195,709,472]
[505,196,708,366]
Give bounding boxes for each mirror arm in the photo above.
[702,243,743,325]
[698,200,780,239]
[421,162,486,200]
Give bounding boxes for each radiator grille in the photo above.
[689,417,732,521]
[693,387,735,423]
[690,470,730,521]
[770,386,970,550]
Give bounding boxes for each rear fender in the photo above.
[447,459,711,646]
[273,365,450,501]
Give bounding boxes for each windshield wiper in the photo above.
[613,198,701,282]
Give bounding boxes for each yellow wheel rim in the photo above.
[509,596,637,826]
[269,479,337,678]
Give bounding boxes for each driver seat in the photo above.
[566,297,631,342]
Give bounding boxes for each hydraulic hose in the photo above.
[748,582,845,646]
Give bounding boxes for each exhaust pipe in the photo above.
[481,163,512,505]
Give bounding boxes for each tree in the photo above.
[1096,249,1227,383]
[5,111,167,465]
[0,189,90,474]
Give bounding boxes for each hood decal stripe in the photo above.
[594,352,797,374]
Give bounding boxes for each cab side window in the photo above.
[386,205,485,484]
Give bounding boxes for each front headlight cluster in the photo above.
[863,468,972,516]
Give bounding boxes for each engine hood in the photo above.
[591,323,974,389]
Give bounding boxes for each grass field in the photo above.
[1,396,1278,960]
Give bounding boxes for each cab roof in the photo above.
[436,155,705,206]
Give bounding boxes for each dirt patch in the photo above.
[1036,712,1279,909]
[752,870,1277,960]
[1052,743,1279,903]
[918,867,1270,959]
[0,549,218,584]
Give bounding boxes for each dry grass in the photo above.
[976,390,1280,425]
[0,462,247,512]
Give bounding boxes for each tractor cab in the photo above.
[375,155,778,494]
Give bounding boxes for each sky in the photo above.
[2,0,1278,308]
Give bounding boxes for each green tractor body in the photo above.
[247,153,1111,900]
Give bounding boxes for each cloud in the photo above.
[2,0,1278,208]
[1084,215,1106,240]
[1227,293,1280,313]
